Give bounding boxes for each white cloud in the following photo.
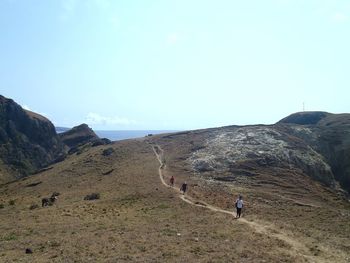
[332,12,348,22]
[85,112,137,126]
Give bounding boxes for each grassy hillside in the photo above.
[0,134,349,262]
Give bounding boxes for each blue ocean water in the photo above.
[95,130,177,141]
[56,127,177,141]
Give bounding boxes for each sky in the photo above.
[0,0,349,130]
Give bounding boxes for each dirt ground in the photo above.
[0,134,349,262]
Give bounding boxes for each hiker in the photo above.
[170,176,175,187]
[180,182,187,194]
[234,195,244,218]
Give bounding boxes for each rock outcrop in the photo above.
[188,126,335,187]
[59,124,99,149]
[278,112,350,193]
[59,124,111,154]
[0,95,65,183]
[188,111,350,193]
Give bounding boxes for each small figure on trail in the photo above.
[234,195,244,218]
[180,182,187,194]
[170,176,175,187]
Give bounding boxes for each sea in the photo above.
[95,130,178,141]
[55,127,178,141]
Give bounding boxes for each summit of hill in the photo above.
[277,111,350,192]
[59,123,99,148]
[278,111,330,125]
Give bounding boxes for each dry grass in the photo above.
[149,130,350,262]
[0,134,349,262]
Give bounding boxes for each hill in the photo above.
[277,111,350,192]
[59,123,99,149]
[0,121,348,262]
[59,124,111,155]
[0,96,109,184]
[0,95,65,183]
[278,111,330,125]
[0,104,349,262]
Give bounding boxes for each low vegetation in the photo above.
[0,107,349,262]
[84,193,100,201]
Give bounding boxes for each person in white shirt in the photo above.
[235,195,244,218]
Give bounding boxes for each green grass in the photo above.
[161,228,178,236]
[157,203,170,209]
[3,232,17,241]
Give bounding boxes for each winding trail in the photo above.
[151,144,328,263]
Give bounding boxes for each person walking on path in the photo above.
[180,182,187,194]
[234,195,244,218]
[170,176,175,187]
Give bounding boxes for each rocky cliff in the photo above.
[59,124,99,148]
[188,111,350,193]
[59,124,111,154]
[277,112,350,193]
[188,125,335,187]
[0,95,65,183]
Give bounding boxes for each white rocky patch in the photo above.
[188,126,333,183]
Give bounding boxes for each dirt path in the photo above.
[151,144,332,263]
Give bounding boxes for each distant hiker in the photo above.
[180,182,187,194]
[170,176,175,187]
[234,195,244,218]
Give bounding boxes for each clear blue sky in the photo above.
[1,0,349,130]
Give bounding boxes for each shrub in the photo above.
[0,204,4,209]
[91,138,111,147]
[29,204,39,210]
[84,193,100,201]
[102,148,114,156]
[8,200,15,206]
[51,192,60,197]
[4,232,17,241]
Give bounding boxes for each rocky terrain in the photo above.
[59,123,111,154]
[188,125,335,186]
[0,95,109,184]
[185,112,350,195]
[0,95,65,183]
[59,124,99,149]
[278,112,350,193]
